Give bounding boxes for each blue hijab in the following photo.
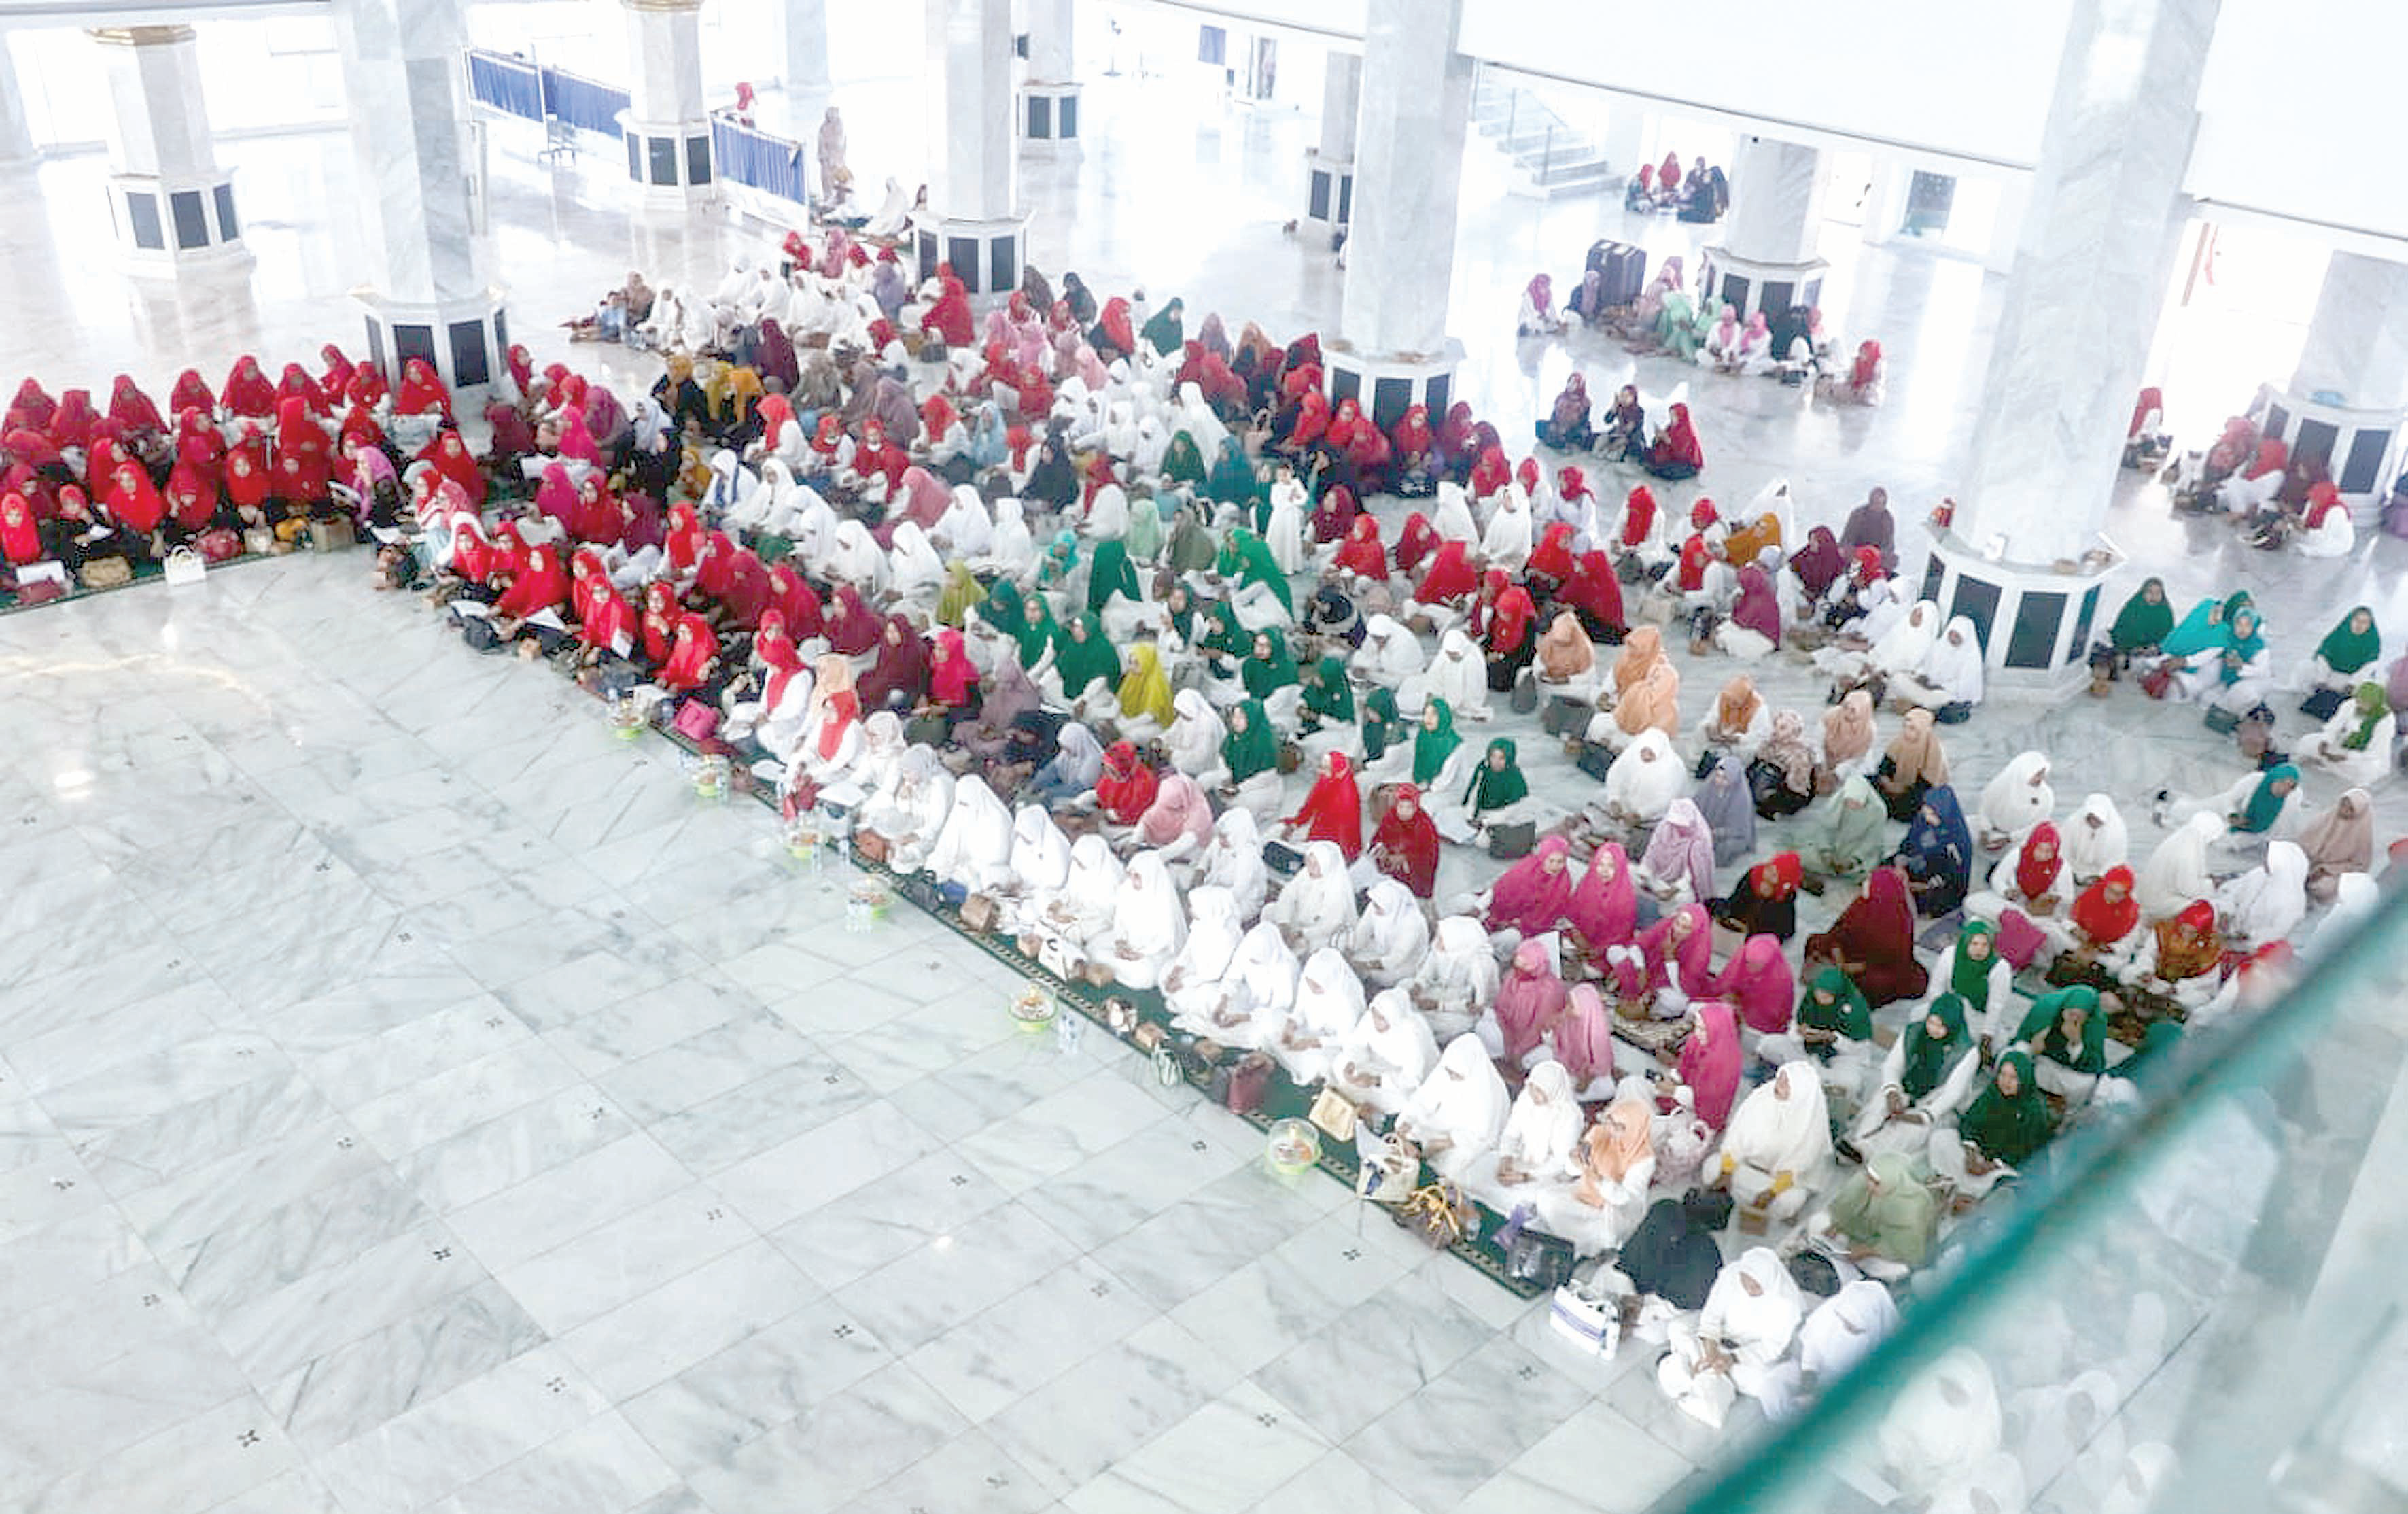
[1896,785,1974,915]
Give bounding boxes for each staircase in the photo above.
[1469,67,1618,199]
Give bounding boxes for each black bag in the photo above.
[1575,744,1617,782]
[1488,821,1537,859]
[1510,670,1539,715]
[2301,687,2347,721]
[1933,701,1974,725]
[1505,1227,1577,1290]
[1262,840,1306,876]
[2203,704,2242,735]
[1584,239,1647,306]
[1787,1250,1842,1298]
[1541,694,1589,737]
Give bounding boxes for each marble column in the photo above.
[1302,49,1358,237]
[920,0,1026,298]
[1702,135,1824,321]
[1018,0,1079,145]
[619,0,714,205]
[1596,103,1648,192]
[1329,0,1469,431]
[782,0,832,105]
[330,0,509,396]
[90,26,247,272]
[2241,250,2408,511]
[1930,0,2221,690]
[0,35,35,167]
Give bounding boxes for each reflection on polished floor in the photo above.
[0,63,2402,1514]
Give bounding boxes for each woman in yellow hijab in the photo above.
[1117,642,1176,737]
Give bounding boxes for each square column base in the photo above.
[355,286,513,402]
[1019,82,1081,147]
[617,113,716,207]
[1699,246,1826,322]
[1304,151,1353,237]
[1325,341,1463,433]
[2251,383,2405,524]
[915,211,1030,299]
[108,171,249,275]
[1917,532,2112,696]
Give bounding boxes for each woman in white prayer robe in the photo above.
[1263,841,1360,957]
[1878,1351,2006,1507]
[858,746,952,870]
[932,485,994,562]
[1849,995,1983,1162]
[1163,887,1246,1033]
[1032,833,1124,959]
[1397,1034,1512,1182]
[1479,484,1535,572]
[1264,470,1309,575]
[1657,1248,1807,1429]
[1351,615,1425,691]
[1221,921,1302,1047]
[1491,1059,1584,1189]
[1534,1082,1656,1252]
[1344,879,1431,988]
[1194,807,1272,923]
[1603,729,1686,825]
[1163,690,1228,783]
[2134,812,2224,922]
[2006,1370,2124,1508]
[1000,804,1075,935]
[1329,988,1441,1117]
[2062,792,2129,884]
[1092,853,1186,990]
[1397,630,1492,722]
[2214,840,2307,950]
[1976,751,2055,849]
[1713,1060,1834,1226]
[1406,916,1502,1044]
[1084,481,1130,543]
[1892,615,1985,712]
[924,775,1015,893]
[1757,1280,1900,1422]
[973,498,1036,579]
[1431,481,1479,545]
[824,521,889,597]
[1261,948,1365,1086]
[886,522,945,606]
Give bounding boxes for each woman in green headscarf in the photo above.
[1166,504,1219,573]
[1086,538,1143,617]
[1947,1050,2055,1195]
[2306,604,2383,700]
[1933,919,2008,1049]
[1011,589,1058,671]
[1652,288,1696,351]
[1819,1152,1938,1273]
[934,560,987,628]
[979,575,1022,638]
[1359,685,1405,765]
[2108,576,2176,655]
[1123,489,1166,563]
[1805,774,1889,882]
[1221,526,1295,626]
[2014,985,2109,1098]
[1159,430,1208,489]
[1194,596,1250,683]
[1049,610,1122,707]
[1240,629,1301,727]
[1407,696,1465,792]
[2303,681,2394,787]
[1792,966,1873,1061]
[1037,529,1080,589]
[1217,698,1280,808]
[2213,760,2301,837]
[1139,296,1185,357]
[1460,736,1531,835]
[1205,438,1261,510]
[1847,991,1977,1163]
[1298,653,1355,734]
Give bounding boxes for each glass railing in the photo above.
[1673,884,2408,1514]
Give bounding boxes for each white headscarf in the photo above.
[1200,806,1270,921]
[1166,689,1227,778]
[1166,886,1244,991]
[1870,599,1942,678]
[1432,481,1478,544]
[1604,729,1683,819]
[1916,616,1985,704]
[1009,804,1074,893]
[1058,833,1125,919]
[1050,723,1106,789]
[1796,1279,1899,1383]
[1105,852,1187,961]
[1879,1349,2004,1499]
[1346,879,1431,975]
[1282,947,1367,1046]
[1401,1033,1510,1152]
[2215,840,2307,945]
[926,776,1013,883]
[1341,988,1440,1095]
[2137,811,2222,921]
[1425,629,1490,718]
[1715,1061,1833,1180]
[1696,1246,1806,1359]
[1357,615,1425,683]
[1229,919,1300,1018]
[937,484,994,557]
[1978,751,2053,838]
[887,521,945,598]
[1497,1060,1583,1177]
[2311,871,2379,955]
[1268,840,1359,944]
[826,520,888,593]
[987,497,1035,572]
[1414,916,1502,1005]
[1478,483,1533,569]
[2064,792,2129,880]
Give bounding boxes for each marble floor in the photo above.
[1,51,2403,1514]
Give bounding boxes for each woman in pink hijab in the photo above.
[1615,901,1711,1009]
[1709,933,1794,1035]
[1136,774,1216,859]
[1563,842,1639,961]
[1639,798,1717,904]
[1551,984,1620,1097]
[1483,835,1577,938]
[871,465,950,548]
[1493,940,1569,1063]
[1675,998,1743,1129]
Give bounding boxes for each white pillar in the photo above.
[1329,0,1469,430]
[922,0,1026,296]
[90,26,247,273]
[782,0,832,104]
[1929,0,2221,690]
[619,0,714,206]
[1302,49,1357,235]
[0,35,35,166]
[1019,0,1078,145]
[1596,103,1647,188]
[1703,135,1825,321]
[2246,250,2408,513]
[330,0,508,397]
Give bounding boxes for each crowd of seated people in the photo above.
[26,226,2381,1488]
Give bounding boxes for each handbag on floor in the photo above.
[77,557,133,591]
[1488,821,1537,860]
[2203,704,2242,735]
[2300,687,2347,721]
[1505,1226,1577,1290]
[1510,670,1539,715]
[1395,1182,1477,1250]
[1541,695,1590,737]
[163,547,207,587]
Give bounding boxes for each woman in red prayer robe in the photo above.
[222,357,277,419]
[1369,783,1441,898]
[394,359,451,418]
[1095,740,1162,828]
[1334,515,1389,581]
[659,612,721,695]
[1393,512,1438,578]
[1282,750,1364,859]
[0,492,41,565]
[107,376,165,436]
[1801,865,1930,1006]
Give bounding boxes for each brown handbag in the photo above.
[852,830,891,864]
[960,893,998,933]
[1223,1052,1274,1114]
[77,557,133,591]
[1396,1182,1476,1249]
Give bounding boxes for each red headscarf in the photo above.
[1563,551,1626,634]
[107,376,164,434]
[1096,740,1162,827]
[105,462,166,534]
[1677,999,1743,1131]
[1495,939,1568,1062]
[1415,540,1477,604]
[2242,437,2287,480]
[928,629,979,709]
[1485,835,1577,936]
[1712,933,1794,1035]
[2071,865,2140,947]
[2306,481,2345,528]
[1391,403,1435,460]
[1620,486,1658,549]
[660,613,720,694]
[1851,341,1883,390]
[1528,523,1577,581]
[48,390,99,450]
[222,358,276,418]
[394,360,452,418]
[720,549,773,628]
[767,564,823,639]
[1469,445,1510,500]
[1676,534,1711,593]
[496,544,570,620]
[0,492,41,564]
[1369,785,1441,898]
[1393,513,1438,576]
[2014,822,2063,902]
[1482,574,1537,655]
[5,379,56,435]
[1658,404,1704,470]
[1283,752,1363,859]
[1334,515,1388,579]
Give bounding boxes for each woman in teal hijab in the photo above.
[1037,529,1079,589]
[1086,538,1142,616]
[1051,610,1122,702]
[1299,653,1355,731]
[2014,985,2108,1097]
[1159,430,1208,489]
[2309,605,2382,694]
[1359,685,1404,764]
[1462,737,1530,824]
[1012,589,1058,670]
[2229,761,2301,835]
[2159,592,2244,659]
[1220,698,1278,787]
[1206,438,1262,509]
[1412,697,1463,788]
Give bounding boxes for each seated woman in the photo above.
[1711,933,1796,1040]
[1281,750,1363,860]
[2110,897,2227,1010]
[1397,1034,1512,1181]
[1923,918,2014,1052]
[1028,834,1124,966]
[1809,1154,1938,1282]
[1595,384,1648,463]
[1263,840,1360,956]
[1537,1088,1655,1254]
[1656,1248,1806,1429]
[1967,822,2070,946]
[1643,402,1705,481]
[1162,887,1246,1034]
[1929,1050,2056,1204]
[1607,901,1714,1019]
[2298,606,2383,712]
[1586,659,1681,755]
[1600,730,1684,827]
[2289,481,2355,558]
[1891,615,1985,716]
[1026,721,1104,809]
[1802,866,1931,1007]
[1758,967,1876,1086]
[1488,938,1570,1067]
[1516,273,1570,337]
[1329,988,1441,1117]
[2089,576,2175,691]
[1696,674,1773,761]
[2177,761,2303,849]
[1715,1060,1836,1237]
[1633,798,1717,909]
[1560,842,1639,972]
[1800,775,1889,889]
[2215,840,2307,951]
[1713,853,1803,946]
[925,774,1017,893]
[1259,948,1365,1086]
[1208,698,1285,822]
[1548,984,1620,1101]
[1089,853,1187,991]
[1975,751,2055,850]
[1536,373,1594,451]
[1442,736,1534,845]
[1408,916,1503,1043]
[1891,786,1976,918]
[856,747,955,871]
[2167,604,2271,716]
[1847,993,1981,1164]
[1815,340,1885,406]
[2010,985,2113,1102]
[1195,808,1272,923]
[2296,789,2373,904]
[1345,878,1431,988]
[2301,683,2393,788]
